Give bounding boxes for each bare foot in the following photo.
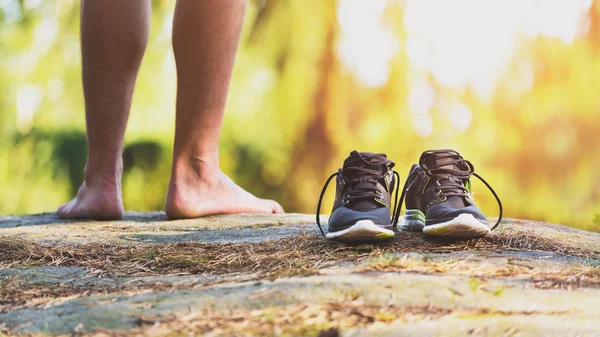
[57,179,124,220]
[165,167,284,220]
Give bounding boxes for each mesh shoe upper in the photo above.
[325,151,397,233]
[403,150,487,226]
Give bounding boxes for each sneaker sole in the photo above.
[326,220,395,242]
[422,213,490,238]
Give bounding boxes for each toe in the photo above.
[57,203,71,218]
[271,200,284,214]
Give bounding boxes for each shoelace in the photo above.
[316,154,401,237]
[392,149,503,231]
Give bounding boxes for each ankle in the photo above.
[84,160,123,189]
[171,151,221,184]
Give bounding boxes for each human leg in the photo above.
[165,0,283,219]
[58,0,151,219]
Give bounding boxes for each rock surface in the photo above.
[1,213,599,336]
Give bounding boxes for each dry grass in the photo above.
[0,276,210,312]
[1,233,361,278]
[489,225,600,258]
[1,228,598,278]
[1,228,599,312]
[361,253,600,289]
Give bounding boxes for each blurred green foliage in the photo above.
[1,0,599,231]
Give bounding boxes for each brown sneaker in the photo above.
[316,151,400,242]
[395,149,503,238]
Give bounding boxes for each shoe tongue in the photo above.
[344,151,388,168]
[424,154,458,171]
[422,152,469,208]
[343,151,389,211]
[343,151,388,179]
[352,182,383,212]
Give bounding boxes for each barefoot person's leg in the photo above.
[58,0,150,219]
[165,0,283,219]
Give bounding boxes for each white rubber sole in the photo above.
[422,213,490,238]
[326,220,394,242]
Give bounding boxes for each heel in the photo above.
[400,209,425,232]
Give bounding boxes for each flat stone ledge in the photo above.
[0,212,315,230]
[2,272,600,335]
[2,213,600,336]
[0,212,320,246]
